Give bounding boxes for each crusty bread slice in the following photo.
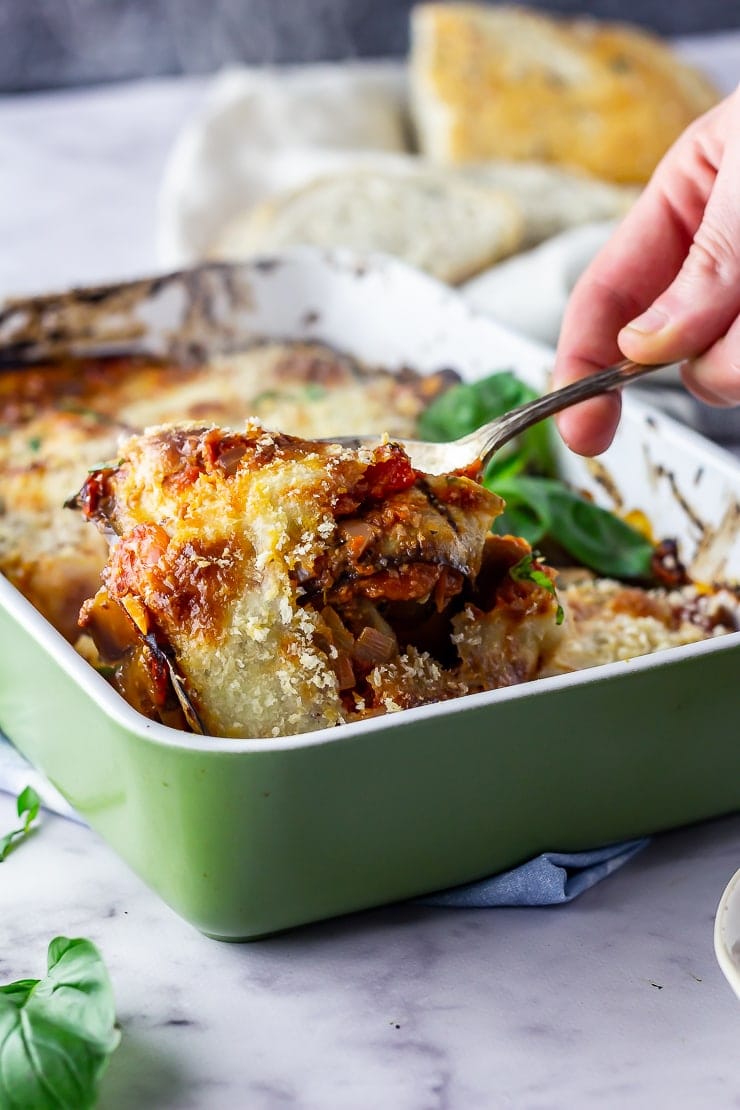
[410,4,718,184]
[465,160,639,247]
[208,168,524,283]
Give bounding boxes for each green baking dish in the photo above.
[0,250,738,939]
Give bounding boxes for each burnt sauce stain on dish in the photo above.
[652,463,707,536]
[643,448,738,583]
[0,262,259,368]
[584,447,736,585]
[690,502,740,586]
[585,457,625,512]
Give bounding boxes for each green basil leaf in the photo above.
[0,785,41,862]
[0,980,38,1006]
[509,552,565,625]
[487,476,654,580]
[418,371,653,581]
[482,447,528,483]
[545,487,655,580]
[0,937,120,1110]
[487,475,557,546]
[17,785,40,829]
[417,371,555,476]
[417,371,525,441]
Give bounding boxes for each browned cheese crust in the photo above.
[75,422,564,737]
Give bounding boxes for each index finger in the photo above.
[553,98,727,455]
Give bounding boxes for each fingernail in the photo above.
[623,306,670,336]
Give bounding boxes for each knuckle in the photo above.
[682,221,740,288]
[588,276,643,321]
[689,334,740,402]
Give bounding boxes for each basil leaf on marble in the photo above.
[0,785,41,862]
[0,936,120,1110]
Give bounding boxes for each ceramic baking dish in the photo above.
[1,250,739,940]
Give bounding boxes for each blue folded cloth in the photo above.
[418,839,649,907]
[0,730,648,903]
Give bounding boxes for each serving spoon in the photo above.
[322,358,670,474]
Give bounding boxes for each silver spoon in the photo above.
[322,358,670,474]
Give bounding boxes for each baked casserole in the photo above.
[1,341,737,739]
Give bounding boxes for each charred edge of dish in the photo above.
[221,263,246,309]
[252,258,281,274]
[653,464,706,535]
[416,476,460,534]
[585,458,624,511]
[0,342,55,368]
[651,538,690,589]
[0,280,157,338]
[183,268,224,329]
[689,502,740,587]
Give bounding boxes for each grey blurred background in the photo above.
[1,0,738,93]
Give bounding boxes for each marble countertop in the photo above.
[1,63,739,1109]
[2,797,740,1108]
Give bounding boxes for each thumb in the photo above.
[618,151,740,367]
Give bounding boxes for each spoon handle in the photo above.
[471,358,672,468]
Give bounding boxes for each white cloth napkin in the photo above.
[157,59,410,265]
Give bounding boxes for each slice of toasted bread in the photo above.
[465,160,639,247]
[410,4,718,184]
[209,168,523,284]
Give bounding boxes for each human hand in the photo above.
[553,84,740,456]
